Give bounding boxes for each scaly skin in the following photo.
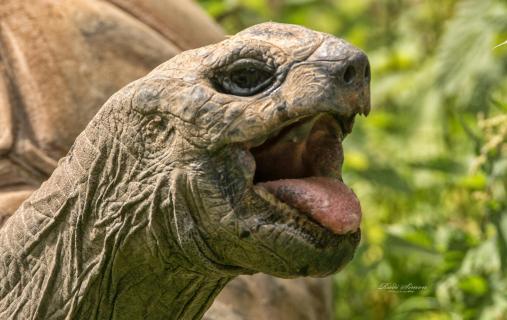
[0,22,369,319]
[0,0,224,220]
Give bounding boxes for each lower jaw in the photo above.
[251,219,361,277]
[252,184,360,248]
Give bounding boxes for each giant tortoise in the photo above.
[0,2,369,319]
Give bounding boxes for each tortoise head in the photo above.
[92,22,370,277]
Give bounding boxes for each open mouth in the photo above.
[246,113,361,236]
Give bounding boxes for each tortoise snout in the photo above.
[330,51,371,116]
[338,51,371,115]
[288,35,371,116]
[340,52,370,86]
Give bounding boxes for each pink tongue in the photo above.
[259,177,361,235]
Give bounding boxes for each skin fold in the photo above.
[0,11,369,320]
[0,1,337,319]
[0,0,223,221]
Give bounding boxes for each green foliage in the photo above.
[198,0,507,318]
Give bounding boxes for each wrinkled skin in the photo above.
[0,0,223,222]
[0,2,337,319]
[0,22,369,319]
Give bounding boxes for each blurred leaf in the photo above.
[394,297,439,313]
[457,173,487,190]
[344,151,369,171]
[385,232,440,259]
[356,166,412,193]
[409,157,465,174]
[458,275,488,296]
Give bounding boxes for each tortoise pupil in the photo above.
[231,68,269,89]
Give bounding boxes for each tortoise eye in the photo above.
[213,59,275,96]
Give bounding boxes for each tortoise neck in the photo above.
[0,129,232,319]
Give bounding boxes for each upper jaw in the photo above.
[242,111,355,184]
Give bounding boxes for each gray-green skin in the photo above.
[0,22,369,319]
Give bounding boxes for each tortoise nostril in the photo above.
[343,65,356,84]
[340,52,370,85]
[364,64,370,82]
